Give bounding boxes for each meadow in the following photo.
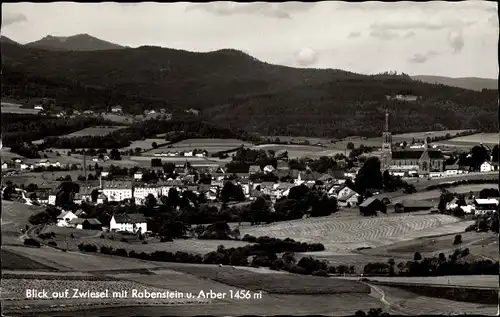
[331,129,473,150]
[61,126,127,137]
[251,143,347,158]
[149,138,253,155]
[435,133,499,147]
[1,102,40,114]
[239,212,465,252]
[120,138,167,151]
[361,231,498,261]
[390,183,499,204]
[1,201,45,233]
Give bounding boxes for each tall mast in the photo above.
[385,109,389,132]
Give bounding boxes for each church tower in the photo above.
[381,109,392,170]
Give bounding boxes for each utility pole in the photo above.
[83,153,87,186]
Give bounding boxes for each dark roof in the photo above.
[391,150,443,160]
[113,213,147,224]
[359,197,381,207]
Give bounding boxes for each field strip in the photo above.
[239,214,463,251]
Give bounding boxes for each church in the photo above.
[380,111,445,176]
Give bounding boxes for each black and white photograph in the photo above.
[1,1,499,316]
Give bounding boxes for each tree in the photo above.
[355,157,383,194]
[151,158,162,167]
[220,182,245,202]
[152,142,158,149]
[110,149,121,160]
[492,145,499,162]
[413,252,422,261]
[346,142,355,150]
[453,234,462,245]
[250,196,271,225]
[469,145,488,170]
[145,194,157,209]
[388,258,395,276]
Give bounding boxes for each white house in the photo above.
[331,185,357,200]
[111,105,123,113]
[51,161,61,168]
[101,171,109,178]
[38,159,50,167]
[56,211,78,227]
[14,158,23,164]
[48,193,57,205]
[2,162,8,169]
[134,172,143,180]
[34,105,44,110]
[102,182,133,202]
[445,165,460,176]
[338,191,361,207]
[133,185,161,204]
[263,165,276,174]
[480,161,494,173]
[20,163,31,171]
[96,193,107,204]
[184,151,193,157]
[110,214,147,233]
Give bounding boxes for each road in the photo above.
[364,282,407,315]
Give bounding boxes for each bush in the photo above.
[78,243,98,252]
[100,246,114,254]
[251,255,272,267]
[327,266,337,274]
[242,234,257,243]
[113,248,128,257]
[100,234,105,239]
[453,234,462,245]
[142,241,148,244]
[120,238,128,243]
[47,241,57,247]
[296,256,327,274]
[288,265,308,275]
[24,238,41,247]
[312,269,329,277]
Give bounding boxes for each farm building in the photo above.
[338,191,360,208]
[445,164,460,175]
[70,218,103,230]
[359,197,387,216]
[134,172,143,180]
[48,192,57,205]
[329,184,357,200]
[56,211,78,227]
[480,161,497,173]
[248,165,262,174]
[111,105,123,113]
[263,165,276,174]
[394,200,433,213]
[473,198,499,215]
[381,111,445,176]
[1,162,8,169]
[110,214,147,233]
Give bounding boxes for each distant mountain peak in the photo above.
[26,33,124,51]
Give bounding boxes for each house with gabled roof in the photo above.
[70,218,103,230]
[110,214,147,233]
[248,165,262,174]
[337,190,361,208]
[57,210,78,227]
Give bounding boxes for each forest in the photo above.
[2,42,498,138]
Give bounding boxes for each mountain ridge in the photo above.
[25,33,126,51]
[411,75,498,91]
[1,40,497,138]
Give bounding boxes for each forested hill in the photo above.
[25,34,125,51]
[1,41,498,138]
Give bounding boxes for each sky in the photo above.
[1,1,498,78]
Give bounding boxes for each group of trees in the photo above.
[353,157,410,196]
[1,113,116,147]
